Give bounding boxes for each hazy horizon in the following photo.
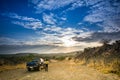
[0,44,90,54]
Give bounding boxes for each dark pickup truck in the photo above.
[26,59,40,71]
[26,59,48,71]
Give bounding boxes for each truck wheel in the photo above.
[27,68,31,71]
[37,66,40,71]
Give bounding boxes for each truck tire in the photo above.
[27,68,31,71]
[36,66,40,71]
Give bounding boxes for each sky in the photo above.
[0,0,120,54]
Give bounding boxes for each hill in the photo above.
[0,52,76,65]
[75,40,120,75]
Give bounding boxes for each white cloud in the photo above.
[84,0,103,6]
[43,25,84,36]
[3,13,40,22]
[32,0,101,12]
[30,0,76,11]
[2,12,85,47]
[43,26,62,32]
[43,13,57,24]
[1,0,120,50]
[65,0,85,11]
[102,21,120,33]
[83,0,120,33]
[35,25,85,47]
[21,16,40,22]
[60,0,120,33]
[12,21,42,30]
[29,0,120,33]
[2,12,43,30]
[60,27,83,36]
[76,32,93,38]
[0,33,102,53]
[61,17,67,21]
[0,37,22,45]
[0,37,56,46]
[84,12,103,23]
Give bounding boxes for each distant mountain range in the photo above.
[0,45,81,54]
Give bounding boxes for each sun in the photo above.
[61,36,76,47]
[63,39,76,47]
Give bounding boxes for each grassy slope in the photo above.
[75,40,120,76]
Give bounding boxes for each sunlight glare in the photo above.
[61,36,76,47]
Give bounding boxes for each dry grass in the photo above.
[77,58,120,76]
[0,63,26,72]
[0,61,120,80]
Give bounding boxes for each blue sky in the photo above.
[0,0,120,54]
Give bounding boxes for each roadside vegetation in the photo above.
[0,52,75,72]
[0,39,120,76]
[75,40,120,76]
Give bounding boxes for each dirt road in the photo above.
[0,61,120,80]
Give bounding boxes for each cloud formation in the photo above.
[29,0,76,11]
[2,13,42,30]
[43,13,57,24]
[29,0,120,33]
[0,37,20,45]
[1,0,120,54]
[73,31,120,42]
[12,21,42,30]
[2,13,40,22]
[83,0,120,32]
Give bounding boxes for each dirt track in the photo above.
[0,61,120,80]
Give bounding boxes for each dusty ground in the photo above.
[0,61,120,80]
